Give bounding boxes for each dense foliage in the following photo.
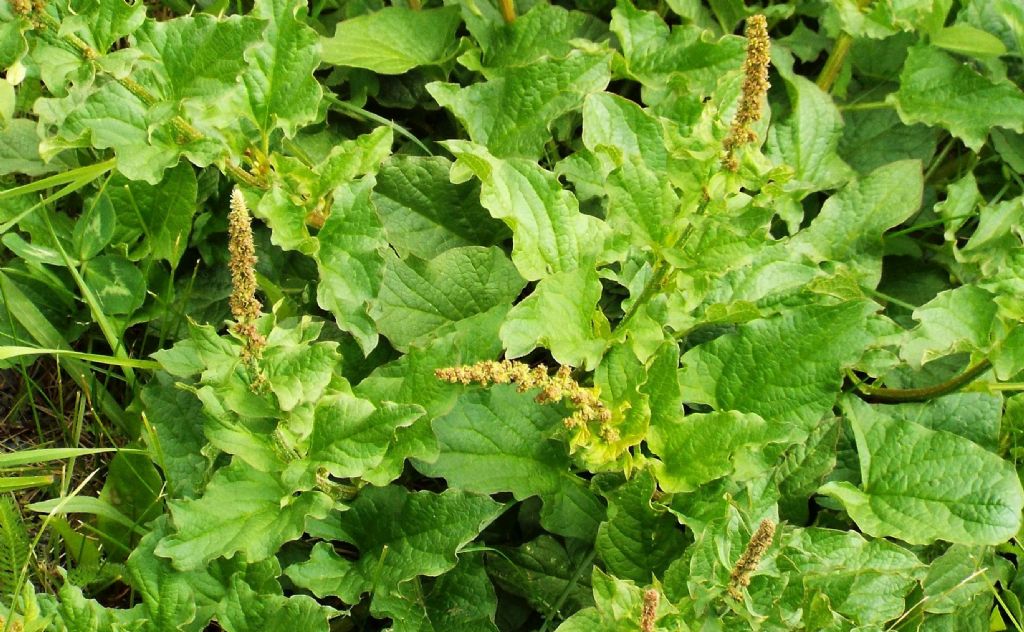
[2,0,1024,629]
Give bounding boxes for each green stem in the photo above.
[614,198,709,337]
[855,359,992,403]
[838,100,892,112]
[816,0,874,93]
[498,0,516,23]
[816,32,853,93]
[539,548,596,632]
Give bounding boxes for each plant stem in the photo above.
[539,548,596,632]
[816,0,874,93]
[498,0,516,23]
[614,197,709,337]
[408,0,421,9]
[838,100,892,112]
[816,32,853,93]
[855,359,992,403]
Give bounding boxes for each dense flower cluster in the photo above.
[435,360,618,441]
[227,188,266,369]
[640,588,659,631]
[728,518,776,599]
[722,14,771,171]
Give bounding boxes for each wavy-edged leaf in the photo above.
[321,7,460,74]
[820,397,1024,545]
[419,386,604,540]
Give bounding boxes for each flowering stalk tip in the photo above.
[727,518,776,599]
[722,14,771,171]
[435,360,616,440]
[640,588,659,632]
[227,188,266,369]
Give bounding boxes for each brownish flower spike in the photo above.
[728,518,776,599]
[722,14,771,171]
[640,588,659,632]
[436,360,616,440]
[227,188,266,368]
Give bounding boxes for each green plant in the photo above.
[3,0,1024,630]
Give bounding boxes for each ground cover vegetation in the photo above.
[1,0,1024,629]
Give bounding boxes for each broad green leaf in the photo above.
[487,535,594,617]
[780,527,925,626]
[824,0,951,39]
[922,545,1009,614]
[321,7,460,74]
[51,583,119,632]
[595,470,685,583]
[242,0,322,138]
[766,57,853,192]
[355,307,507,485]
[992,129,1024,173]
[962,195,1024,256]
[97,451,163,556]
[679,301,877,428]
[0,11,29,69]
[285,487,501,603]
[261,335,340,411]
[931,24,1007,58]
[258,127,392,254]
[132,15,264,106]
[0,119,68,176]
[471,3,607,68]
[155,460,333,570]
[901,285,997,367]
[838,109,938,175]
[127,521,202,631]
[63,0,146,53]
[371,554,498,632]
[420,386,604,540]
[102,162,199,267]
[371,246,525,351]
[308,394,423,479]
[372,155,506,260]
[775,417,841,523]
[445,140,609,280]
[820,397,1024,545]
[72,192,116,260]
[791,160,922,283]
[315,177,387,354]
[610,0,745,97]
[935,171,979,240]
[500,268,607,369]
[82,254,145,315]
[141,375,209,499]
[195,385,284,473]
[889,45,1024,151]
[581,93,678,248]
[428,50,612,159]
[34,78,189,183]
[649,410,800,493]
[218,576,334,632]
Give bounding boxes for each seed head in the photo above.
[722,14,771,171]
[227,188,265,369]
[727,518,776,599]
[436,360,615,440]
[640,588,659,632]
